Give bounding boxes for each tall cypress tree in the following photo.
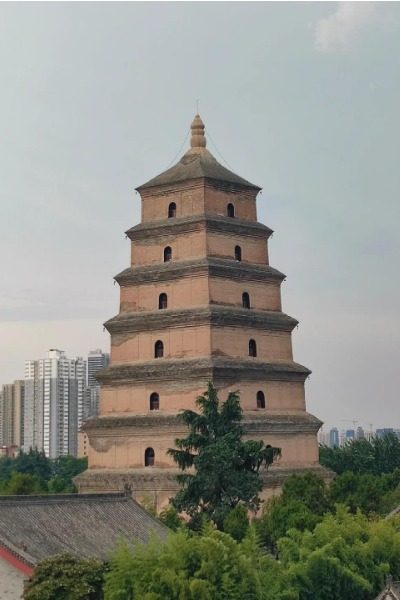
[168,383,281,529]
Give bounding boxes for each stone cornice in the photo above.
[137,175,260,196]
[96,358,311,386]
[83,411,321,435]
[74,464,333,494]
[105,307,298,335]
[115,258,285,286]
[74,464,333,495]
[126,215,273,241]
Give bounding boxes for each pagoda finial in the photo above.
[190,114,206,149]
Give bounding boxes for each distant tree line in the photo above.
[0,449,87,495]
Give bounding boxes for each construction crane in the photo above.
[340,419,359,430]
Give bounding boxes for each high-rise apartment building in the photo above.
[87,349,110,388]
[24,350,86,458]
[0,381,24,449]
[317,429,330,446]
[84,350,109,418]
[329,427,339,448]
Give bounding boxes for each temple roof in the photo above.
[137,114,261,191]
[0,492,167,567]
[374,582,400,600]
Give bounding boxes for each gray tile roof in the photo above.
[137,148,261,191]
[375,582,400,600]
[0,492,168,566]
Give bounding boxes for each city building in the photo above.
[329,427,339,448]
[88,349,110,388]
[84,349,110,419]
[0,380,24,449]
[317,429,330,446]
[376,428,394,438]
[75,114,327,507]
[356,426,365,440]
[23,350,86,458]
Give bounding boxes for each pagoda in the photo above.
[76,115,326,507]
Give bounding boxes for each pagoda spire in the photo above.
[190,114,206,150]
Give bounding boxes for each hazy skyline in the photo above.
[1,2,399,429]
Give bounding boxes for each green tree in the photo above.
[223,503,250,541]
[320,433,400,476]
[23,554,104,600]
[168,383,280,529]
[48,456,88,493]
[0,451,87,495]
[15,449,52,482]
[275,507,400,600]
[1,472,45,495]
[104,527,271,600]
[329,469,400,516]
[256,473,331,550]
[159,505,183,531]
[330,472,384,514]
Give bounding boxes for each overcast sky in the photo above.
[1,2,399,430]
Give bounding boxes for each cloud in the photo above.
[314,2,380,53]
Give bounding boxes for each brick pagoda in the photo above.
[75,115,326,507]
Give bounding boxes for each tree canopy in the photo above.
[104,527,272,600]
[24,554,104,600]
[168,383,280,529]
[102,507,400,600]
[0,449,87,495]
[319,433,400,475]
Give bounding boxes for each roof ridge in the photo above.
[0,491,128,504]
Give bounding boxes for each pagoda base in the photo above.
[74,463,333,512]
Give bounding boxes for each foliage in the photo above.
[23,553,104,600]
[104,527,272,600]
[0,449,87,495]
[136,494,157,517]
[0,472,46,495]
[329,470,400,515]
[101,507,400,600]
[168,383,280,529]
[223,503,250,541]
[256,473,331,549]
[0,449,51,482]
[320,433,400,475]
[48,455,89,493]
[274,507,400,600]
[159,505,184,531]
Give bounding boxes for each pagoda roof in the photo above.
[137,114,261,192]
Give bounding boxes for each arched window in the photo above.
[235,245,242,262]
[242,292,250,309]
[144,447,155,466]
[150,393,159,411]
[227,203,235,218]
[154,340,164,358]
[168,202,176,218]
[249,339,257,357]
[163,246,172,262]
[158,293,168,310]
[164,246,172,262]
[257,391,265,409]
